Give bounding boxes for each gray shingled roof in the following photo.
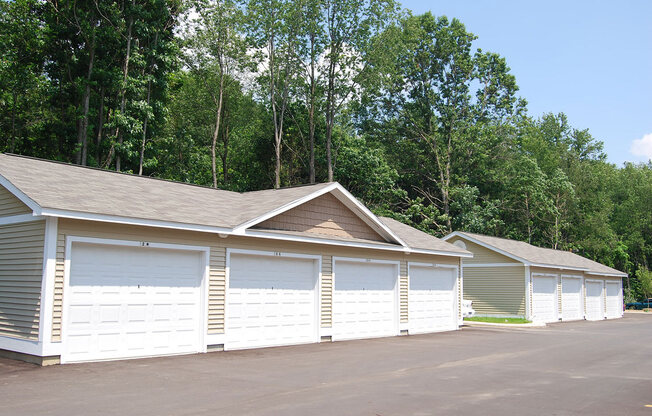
[452,232,626,277]
[0,153,331,229]
[379,217,471,256]
[0,154,468,256]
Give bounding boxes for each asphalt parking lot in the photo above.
[2,313,651,416]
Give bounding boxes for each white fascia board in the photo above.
[243,229,467,258]
[39,208,232,234]
[231,183,340,234]
[442,232,530,265]
[0,174,42,214]
[585,271,627,278]
[529,263,588,272]
[0,213,43,226]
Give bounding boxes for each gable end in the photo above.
[450,237,521,264]
[253,192,387,242]
[0,185,32,217]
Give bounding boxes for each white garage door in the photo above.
[585,280,605,321]
[532,275,558,323]
[561,276,583,321]
[226,252,318,350]
[408,265,457,334]
[605,281,622,319]
[332,259,398,340]
[64,243,205,363]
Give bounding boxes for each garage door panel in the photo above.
[332,260,398,340]
[226,253,318,350]
[606,282,621,318]
[585,281,604,321]
[64,243,204,363]
[408,266,457,334]
[561,277,583,321]
[532,276,558,323]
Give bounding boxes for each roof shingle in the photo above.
[452,231,626,277]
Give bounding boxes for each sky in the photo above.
[400,0,652,166]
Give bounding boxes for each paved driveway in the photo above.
[2,313,651,416]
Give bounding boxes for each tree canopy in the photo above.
[1,0,650,298]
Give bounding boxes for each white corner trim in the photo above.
[39,217,58,345]
[0,174,42,214]
[0,335,42,356]
[524,265,531,320]
[0,213,43,226]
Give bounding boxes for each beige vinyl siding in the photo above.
[321,255,333,327]
[451,238,519,264]
[0,185,31,217]
[53,218,459,341]
[0,220,45,340]
[208,247,226,333]
[463,266,526,316]
[400,261,408,323]
[254,192,384,242]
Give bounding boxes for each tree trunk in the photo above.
[95,88,105,164]
[308,33,316,184]
[211,79,224,189]
[138,79,152,176]
[76,38,95,166]
[222,124,229,184]
[325,56,335,182]
[9,92,17,153]
[116,0,135,172]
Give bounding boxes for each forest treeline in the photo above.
[1,0,651,299]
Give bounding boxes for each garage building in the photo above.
[0,154,471,364]
[442,232,626,323]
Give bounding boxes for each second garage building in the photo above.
[0,154,471,364]
[443,232,626,323]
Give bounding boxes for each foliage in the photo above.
[635,267,652,300]
[0,0,650,292]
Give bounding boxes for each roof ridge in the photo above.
[243,181,335,194]
[0,153,246,195]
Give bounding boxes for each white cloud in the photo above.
[630,133,652,160]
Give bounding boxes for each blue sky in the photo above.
[400,0,652,166]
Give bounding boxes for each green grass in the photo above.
[464,317,532,324]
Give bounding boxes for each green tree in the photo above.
[185,0,249,187]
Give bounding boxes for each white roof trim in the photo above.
[584,270,627,278]
[40,208,233,234]
[0,174,42,214]
[443,231,531,265]
[245,229,469,258]
[528,263,588,272]
[232,182,408,247]
[35,208,468,257]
